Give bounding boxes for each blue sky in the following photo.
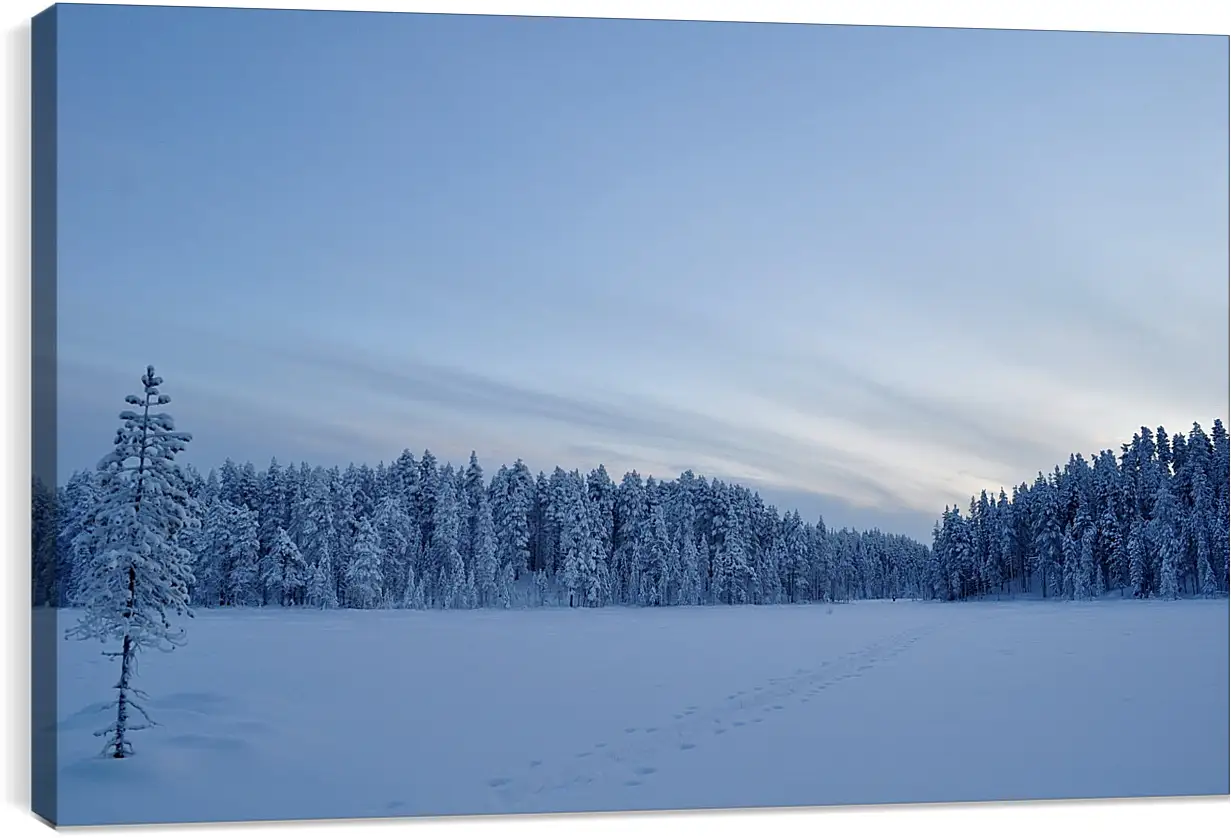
[53,5,1228,539]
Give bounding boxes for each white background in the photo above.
[2,1,1228,837]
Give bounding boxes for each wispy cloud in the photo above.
[258,337,978,511]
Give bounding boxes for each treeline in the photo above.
[34,453,930,610]
[33,422,1229,611]
[932,422,1230,600]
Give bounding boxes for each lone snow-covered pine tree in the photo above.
[65,366,195,758]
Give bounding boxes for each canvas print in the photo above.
[30,2,1230,828]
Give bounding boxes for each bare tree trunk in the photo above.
[113,631,133,758]
[112,564,138,758]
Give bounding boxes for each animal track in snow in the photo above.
[486,622,941,809]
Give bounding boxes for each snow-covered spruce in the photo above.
[264,527,307,607]
[64,366,195,758]
[345,516,384,609]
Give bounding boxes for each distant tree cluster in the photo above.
[34,418,1229,611]
[931,422,1230,601]
[39,451,930,610]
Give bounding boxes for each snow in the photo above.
[52,598,1229,826]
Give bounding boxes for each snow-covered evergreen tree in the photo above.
[639,503,671,607]
[416,451,441,552]
[256,458,290,604]
[1076,518,1096,600]
[402,562,427,609]
[1066,510,1094,600]
[712,536,748,605]
[308,546,339,609]
[1151,486,1182,600]
[492,460,534,583]
[291,471,337,595]
[373,493,417,606]
[559,474,600,607]
[1098,503,1125,596]
[1033,481,1065,599]
[220,501,261,606]
[587,465,617,569]
[611,471,646,604]
[1128,516,1149,598]
[679,534,702,605]
[64,366,195,758]
[783,511,811,603]
[345,516,384,608]
[461,451,486,584]
[1089,524,1106,599]
[57,470,100,606]
[532,568,549,607]
[263,527,307,606]
[472,490,499,607]
[1185,468,1216,597]
[808,517,831,602]
[429,468,468,608]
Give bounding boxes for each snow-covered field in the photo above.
[52,599,1229,826]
